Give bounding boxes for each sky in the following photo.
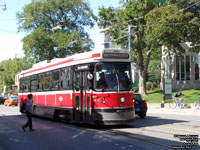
[0,0,119,62]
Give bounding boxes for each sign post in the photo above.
[164,79,172,95]
[161,78,172,108]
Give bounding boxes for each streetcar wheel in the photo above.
[53,110,60,121]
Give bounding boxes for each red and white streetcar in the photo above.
[18,49,135,125]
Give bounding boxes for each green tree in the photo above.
[17,0,96,63]
[98,0,200,95]
[0,58,33,94]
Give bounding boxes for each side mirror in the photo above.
[87,74,93,80]
[131,62,136,83]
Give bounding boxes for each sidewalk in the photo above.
[147,103,200,116]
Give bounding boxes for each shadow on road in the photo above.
[70,115,188,130]
[0,114,194,150]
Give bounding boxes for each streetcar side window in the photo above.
[30,75,37,92]
[19,78,24,92]
[24,77,30,92]
[37,73,44,91]
[51,70,60,90]
[44,72,51,90]
[60,67,72,90]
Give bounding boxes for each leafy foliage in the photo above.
[146,5,200,54]
[17,0,97,62]
[0,58,33,94]
[98,0,200,95]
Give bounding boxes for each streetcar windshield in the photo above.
[95,63,132,91]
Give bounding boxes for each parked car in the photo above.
[0,96,6,105]
[4,96,18,106]
[133,94,148,118]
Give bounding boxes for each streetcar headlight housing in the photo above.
[102,97,106,104]
[120,97,125,103]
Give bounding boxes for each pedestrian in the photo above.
[22,94,35,132]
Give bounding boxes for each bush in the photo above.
[133,87,139,93]
[146,82,152,91]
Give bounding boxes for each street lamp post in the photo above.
[161,67,165,108]
[0,4,7,11]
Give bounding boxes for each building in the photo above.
[161,43,200,91]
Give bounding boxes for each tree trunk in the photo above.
[138,72,146,95]
[137,46,147,96]
[137,44,152,96]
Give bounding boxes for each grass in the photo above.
[143,89,200,104]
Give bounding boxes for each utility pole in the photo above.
[128,25,132,56]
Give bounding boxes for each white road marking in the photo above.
[60,125,83,132]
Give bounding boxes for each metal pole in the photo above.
[3,71,5,96]
[0,4,7,11]
[128,25,132,56]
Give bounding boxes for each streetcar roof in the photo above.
[19,49,130,77]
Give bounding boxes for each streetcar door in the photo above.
[30,76,37,113]
[73,71,87,122]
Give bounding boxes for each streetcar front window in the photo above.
[95,63,132,91]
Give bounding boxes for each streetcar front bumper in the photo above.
[92,107,135,125]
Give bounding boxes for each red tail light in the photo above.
[143,100,147,104]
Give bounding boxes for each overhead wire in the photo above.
[109,1,200,43]
[149,0,200,27]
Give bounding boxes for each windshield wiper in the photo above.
[129,86,134,93]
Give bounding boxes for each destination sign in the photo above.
[75,64,90,71]
[103,53,129,59]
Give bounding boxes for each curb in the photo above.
[147,103,200,116]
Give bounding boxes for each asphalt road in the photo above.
[0,105,199,150]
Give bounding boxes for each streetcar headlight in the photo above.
[120,97,125,103]
[102,100,106,104]
[102,97,106,104]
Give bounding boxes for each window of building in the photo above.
[176,57,180,80]
[195,55,200,80]
[186,56,190,80]
[175,55,191,81]
[181,56,185,81]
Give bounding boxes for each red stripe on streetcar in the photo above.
[92,53,101,57]
[21,58,74,75]
[20,53,101,76]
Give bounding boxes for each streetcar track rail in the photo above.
[108,129,175,150]
[62,123,175,149]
